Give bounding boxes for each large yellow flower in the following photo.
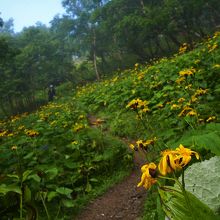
[175,144,200,167]
[137,163,157,189]
[158,150,181,176]
[159,145,200,175]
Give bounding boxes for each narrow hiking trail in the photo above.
[74,116,147,220]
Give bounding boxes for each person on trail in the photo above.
[48,84,56,101]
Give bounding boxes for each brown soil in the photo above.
[75,115,147,220]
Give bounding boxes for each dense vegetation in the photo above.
[0,0,220,219]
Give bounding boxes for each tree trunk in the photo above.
[140,0,145,14]
[164,36,172,53]
[167,33,181,47]
[92,28,100,81]
[0,99,9,117]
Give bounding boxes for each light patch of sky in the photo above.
[0,0,66,32]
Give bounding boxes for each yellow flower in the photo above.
[171,104,181,110]
[178,105,193,117]
[194,59,200,64]
[25,129,39,137]
[185,84,192,90]
[144,137,157,146]
[179,68,196,77]
[0,130,8,137]
[176,77,185,84]
[136,138,156,151]
[158,150,180,176]
[71,141,78,145]
[199,118,204,123]
[126,99,149,111]
[158,145,199,175]
[179,43,188,54]
[11,146,17,151]
[129,143,138,151]
[132,89,136,94]
[213,64,220,68]
[18,125,25,130]
[142,107,150,113]
[91,118,105,126]
[112,76,118,82]
[213,31,220,38]
[136,140,145,149]
[50,120,57,126]
[156,103,164,108]
[208,43,218,52]
[137,162,157,189]
[190,95,198,103]
[206,116,216,122]
[186,110,197,116]
[126,99,141,109]
[73,123,84,132]
[175,144,200,167]
[194,88,208,96]
[178,98,185,103]
[7,133,14,137]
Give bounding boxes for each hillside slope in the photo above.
[75,32,220,154]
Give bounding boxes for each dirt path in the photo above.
[75,116,147,220]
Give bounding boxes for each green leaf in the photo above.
[159,185,218,220]
[181,156,220,214]
[22,170,33,182]
[47,191,58,202]
[64,160,79,169]
[7,174,19,180]
[23,152,34,160]
[89,178,98,182]
[56,187,73,197]
[192,132,220,155]
[28,174,41,182]
[174,131,220,155]
[24,185,31,202]
[62,199,75,208]
[45,167,58,180]
[0,184,21,195]
[85,182,92,192]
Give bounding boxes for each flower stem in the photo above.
[40,192,50,220]
[176,177,197,220]
[182,169,185,189]
[20,192,23,219]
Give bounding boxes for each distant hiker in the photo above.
[48,84,56,101]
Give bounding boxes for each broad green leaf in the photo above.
[0,184,21,195]
[28,174,41,182]
[90,178,98,182]
[174,131,220,155]
[22,170,33,182]
[23,152,34,160]
[45,167,58,180]
[181,156,220,214]
[62,199,75,208]
[85,182,92,192]
[64,160,79,169]
[158,185,218,220]
[56,187,73,196]
[47,191,58,202]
